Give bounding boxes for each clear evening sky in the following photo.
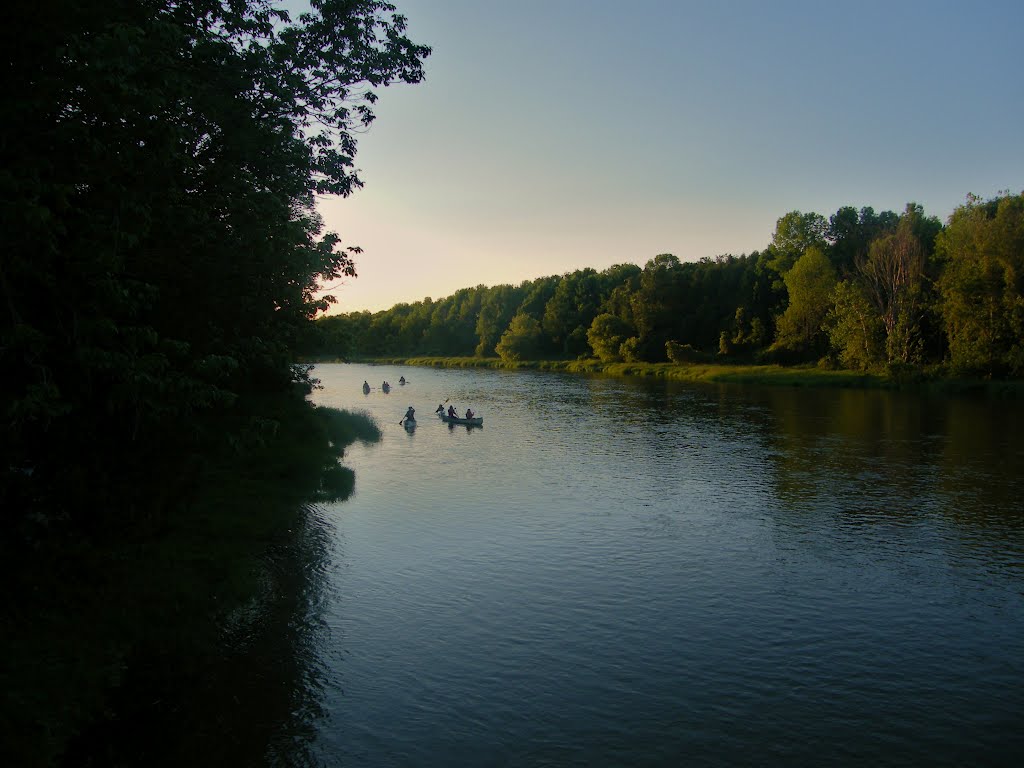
[306,0,1023,313]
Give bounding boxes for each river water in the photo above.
[306,363,1024,767]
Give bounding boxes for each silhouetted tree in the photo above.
[1,0,429,505]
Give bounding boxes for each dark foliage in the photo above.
[0,0,429,519]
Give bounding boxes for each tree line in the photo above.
[312,192,1024,379]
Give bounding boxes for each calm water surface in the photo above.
[307,363,1024,766]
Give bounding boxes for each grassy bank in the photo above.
[326,356,1024,395]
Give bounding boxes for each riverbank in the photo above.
[309,356,1024,396]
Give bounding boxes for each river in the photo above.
[306,363,1024,766]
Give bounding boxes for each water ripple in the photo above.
[309,364,1024,767]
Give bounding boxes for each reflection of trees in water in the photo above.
[463,369,1024,560]
[222,505,336,768]
[59,506,336,768]
[933,398,1024,566]
[556,376,779,509]
[2,408,371,768]
[525,374,1024,546]
[750,386,1024,541]
[765,388,941,514]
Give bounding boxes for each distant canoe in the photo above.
[382,382,391,393]
[362,383,370,394]
[438,412,482,426]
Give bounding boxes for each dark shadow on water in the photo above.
[0,402,378,768]
[59,506,335,768]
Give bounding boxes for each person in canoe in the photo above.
[399,376,406,385]
[447,405,457,418]
[382,380,390,393]
[436,403,445,414]
[465,408,474,420]
[403,406,415,423]
[362,381,370,394]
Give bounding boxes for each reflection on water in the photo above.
[310,364,1024,767]
[1,402,376,768]
[49,504,336,768]
[235,505,336,768]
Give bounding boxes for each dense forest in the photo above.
[313,193,1024,379]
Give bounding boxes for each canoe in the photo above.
[403,418,416,430]
[362,383,370,394]
[438,412,483,426]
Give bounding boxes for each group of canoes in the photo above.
[363,376,407,395]
[362,377,481,427]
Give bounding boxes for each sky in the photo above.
[306,0,1024,314]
